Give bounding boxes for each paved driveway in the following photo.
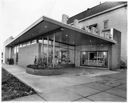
[2,64,127,101]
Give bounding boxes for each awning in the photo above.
[6,16,116,47]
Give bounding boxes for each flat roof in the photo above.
[6,16,116,47]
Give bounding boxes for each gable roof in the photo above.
[67,2,127,24]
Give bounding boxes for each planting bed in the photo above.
[2,68,36,101]
[26,67,65,76]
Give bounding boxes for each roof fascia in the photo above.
[43,16,116,44]
[5,17,44,47]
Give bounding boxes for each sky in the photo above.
[0,0,120,46]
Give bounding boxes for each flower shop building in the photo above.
[4,16,121,70]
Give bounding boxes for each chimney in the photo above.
[72,19,81,29]
[62,14,69,24]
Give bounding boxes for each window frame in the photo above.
[103,20,109,29]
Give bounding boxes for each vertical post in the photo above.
[87,52,89,65]
[53,34,55,68]
[47,36,49,66]
[37,39,41,61]
[97,51,98,67]
[37,40,40,59]
[9,47,12,59]
[74,46,76,66]
[42,38,44,61]
[15,46,17,64]
[16,45,18,64]
[17,45,20,64]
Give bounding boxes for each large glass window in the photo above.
[80,51,108,68]
[42,41,75,66]
[55,44,75,65]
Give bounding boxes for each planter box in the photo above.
[59,64,75,68]
[26,68,64,76]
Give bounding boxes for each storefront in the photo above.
[4,16,121,70]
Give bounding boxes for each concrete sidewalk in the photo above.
[2,64,127,101]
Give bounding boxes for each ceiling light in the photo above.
[44,25,47,28]
[103,52,107,56]
[83,52,86,55]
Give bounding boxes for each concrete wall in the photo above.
[109,29,121,70]
[77,7,127,61]
[4,47,10,63]
[4,47,15,64]
[18,43,39,67]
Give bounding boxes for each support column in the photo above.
[109,29,121,70]
[42,38,44,61]
[97,51,98,67]
[37,39,41,59]
[15,46,17,64]
[47,36,49,66]
[9,47,12,59]
[16,45,18,64]
[52,34,55,68]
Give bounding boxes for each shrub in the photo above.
[120,60,127,69]
[7,58,14,65]
[27,64,45,69]
[30,65,38,69]
[27,65,32,68]
[38,65,45,69]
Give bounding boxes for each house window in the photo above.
[104,20,109,29]
[88,23,99,34]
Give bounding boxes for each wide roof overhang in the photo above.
[6,16,116,47]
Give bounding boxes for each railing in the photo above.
[101,28,113,40]
[80,26,113,40]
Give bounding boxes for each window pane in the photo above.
[104,20,109,29]
[80,51,108,68]
[80,52,88,65]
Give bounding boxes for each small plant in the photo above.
[120,60,127,69]
[34,56,37,65]
[37,58,43,65]
[7,58,14,65]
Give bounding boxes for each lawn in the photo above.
[2,68,36,101]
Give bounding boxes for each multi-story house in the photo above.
[67,1,127,62]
